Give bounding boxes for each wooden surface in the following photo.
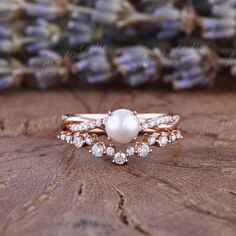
[0,87,236,236]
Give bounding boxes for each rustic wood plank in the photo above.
[0,88,236,236]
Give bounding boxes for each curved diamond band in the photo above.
[58,109,183,165]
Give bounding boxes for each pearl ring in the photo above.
[58,109,183,165]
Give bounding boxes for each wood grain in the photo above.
[0,88,236,236]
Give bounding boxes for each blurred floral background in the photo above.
[0,0,236,91]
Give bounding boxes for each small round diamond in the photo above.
[96,119,102,127]
[126,146,135,156]
[148,120,155,128]
[74,136,84,148]
[89,122,96,129]
[85,135,93,145]
[170,134,176,142]
[77,125,82,131]
[91,143,105,157]
[148,135,156,145]
[176,131,182,139]
[66,135,73,143]
[60,133,67,141]
[158,118,164,124]
[106,146,115,156]
[142,123,149,130]
[81,123,89,131]
[137,143,150,157]
[113,152,128,165]
[158,135,168,147]
[70,124,75,131]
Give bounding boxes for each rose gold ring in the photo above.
[58,109,183,165]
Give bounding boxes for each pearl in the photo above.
[105,109,140,144]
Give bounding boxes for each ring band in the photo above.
[58,109,183,165]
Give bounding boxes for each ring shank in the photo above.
[62,113,180,123]
[62,113,180,132]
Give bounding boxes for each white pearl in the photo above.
[105,109,140,144]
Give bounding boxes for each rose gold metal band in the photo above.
[62,113,180,132]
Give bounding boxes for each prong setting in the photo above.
[108,111,113,116]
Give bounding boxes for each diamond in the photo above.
[142,123,149,130]
[154,118,160,125]
[106,146,115,156]
[85,135,93,145]
[74,136,84,148]
[66,135,73,143]
[148,135,156,145]
[137,143,150,157]
[96,119,102,127]
[81,123,89,131]
[170,134,176,142]
[168,116,173,122]
[157,118,163,124]
[148,120,155,128]
[126,146,135,156]
[158,135,168,147]
[91,143,105,157]
[70,124,75,131]
[89,122,96,129]
[176,131,182,139]
[71,124,80,132]
[113,152,128,165]
[60,133,67,141]
[77,125,82,131]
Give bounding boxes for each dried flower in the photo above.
[0,0,235,90]
[113,46,159,86]
[164,47,219,89]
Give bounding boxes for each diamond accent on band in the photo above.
[66,135,73,143]
[69,124,77,132]
[148,135,157,145]
[106,146,115,156]
[74,136,84,148]
[158,134,169,147]
[91,143,105,157]
[136,143,150,157]
[148,120,155,128]
[96,119,103,127]
[142,123,149,130]
[141,114,180,131]
[89,122,96,129]
[68,119,104,133]
[170,133,176,142]
[85,135,93,145]
[59,133,67,141]
[113,152,128,165]
[175,130,183,139]
[126,146,135,156]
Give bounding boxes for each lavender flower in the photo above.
[0,0,235,91]
[92,0,131,25]
[72,46,112,84]
[197,0,236,39]
[0,59,22,90]
[200,18,236,39]
[23,1,63,20]
[164,47,219,89]
[27,50,68,89]
[113,46,158,86]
